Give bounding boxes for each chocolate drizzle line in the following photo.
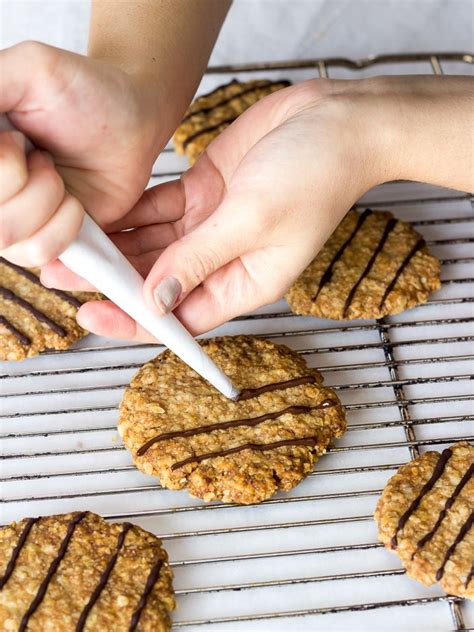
[435,510,474,581]
[183,80,290,122]
[238,375,317,401]
[0,315,30,345]
[0,257,82,308]
[379,238,425,309]
[19,512,87,632]
[342,217,398,318]
[412,464,473,559]
[183,116,240,149]
[466,565,474,588]
[137,399,336,457]
[171,436,320,471]
[391,448,452,549]
[0,517,39,590]
[75,522,133,632]
[128,556,164,631]
[0,287,67,337]
[312,209,373,302]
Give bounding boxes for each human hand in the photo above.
[45,75,473,341]
[0,41,165,266]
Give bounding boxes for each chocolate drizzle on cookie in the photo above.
[466,565,474,588]
[0,315,30,345]
[182,116,240,149]
[128,556,164,631]
[391,448,453,549]
[171,435,321,471]
[343,218,398,317]
[412,463,473,559]
[75,522,133,632]
[0,517,39,589]
[0,258,82,308]
[312,208,373,302]
[379,238,425,309]
[0,287,67,337]
[181,79,291,149]
[19,512,88,631]
[183,80,291,122]
[435,510,474,581]
[137,399,336,457]
[238,375,317,400]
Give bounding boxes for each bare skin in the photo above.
[42,75,474,340]
[0,0,230,264]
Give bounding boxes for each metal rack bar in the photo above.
[1,51,473,631]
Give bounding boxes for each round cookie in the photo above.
[119,335,346,505]
[375,441,473,599]
[173,78,291,164]
[0,258,102,361]
[286,208,441,320]
[0,511,174,631]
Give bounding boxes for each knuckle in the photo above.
[184,248,218,286]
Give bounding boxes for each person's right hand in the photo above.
[0,41,167,267]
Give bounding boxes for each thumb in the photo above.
[143,195,259,315]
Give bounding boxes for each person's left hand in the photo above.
[41,77,401,341]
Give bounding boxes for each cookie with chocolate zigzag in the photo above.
[0,258,102,361]
[375,441,473,599]
[286,208,441,320]
[119,335,346,505]
[173,78,291,164]
[0,511,175,631]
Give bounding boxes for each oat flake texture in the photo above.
[119,335,346,505]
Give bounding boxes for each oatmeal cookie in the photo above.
[375,441,473,599]
[119,335,346,505]
[0,258,102,360]
[286,208,441,320]
[0,511,174,631]
[173,78,291,164]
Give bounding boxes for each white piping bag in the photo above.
[0,114,239,400]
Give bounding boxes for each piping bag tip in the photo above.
[59,214,240,400]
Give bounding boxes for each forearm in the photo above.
[88,0,231,131]
[358,76,473,193]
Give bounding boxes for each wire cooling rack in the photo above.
[1,52,473,631]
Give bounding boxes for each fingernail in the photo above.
[153,277,182,314]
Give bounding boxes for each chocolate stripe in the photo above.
[171,436,319,471]
[343,218,398,318]
[76,522,133,631]
[0,517,39,589]
[312,209,373,301]
[193,79,239,102]
[0,258,82,308]
[436,509,474,581]
[238,375,317,401]
[183,80,290,122]
[128,556,164,631]
[391,448,452,549]
[0,287,67,337]
[412,464,473,559]
[137,399,336,457]
[182,116,237,149]
[379,238,425,309]
[466,564,473,588]
[19,512,87,631]
[0,315,30,345]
